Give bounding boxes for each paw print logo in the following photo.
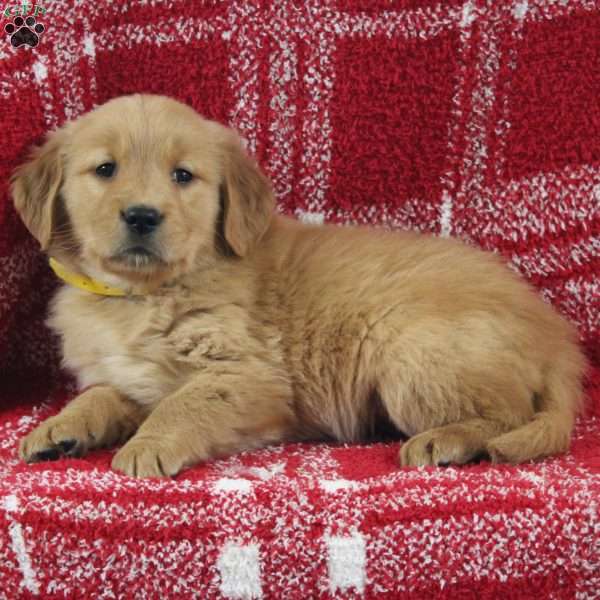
[4,16,45,48]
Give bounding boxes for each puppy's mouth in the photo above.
[110,245,166,270]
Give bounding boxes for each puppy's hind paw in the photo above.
[399,426,485,467]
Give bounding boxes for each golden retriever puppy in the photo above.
[12,95,585,477]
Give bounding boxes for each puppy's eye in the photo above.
[96,162,116,178]
[172,168,193,184]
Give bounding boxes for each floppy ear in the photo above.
[10,129,65,251]
[220,135,274,257]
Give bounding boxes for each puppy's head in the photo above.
[11,95,274,286]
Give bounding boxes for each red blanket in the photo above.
[1,1,599,598]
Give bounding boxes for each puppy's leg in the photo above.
[112,372,294,478]
[20,386,147,463]
[399,419,509,467]
[373,329,534,468]
[379,369,530,467]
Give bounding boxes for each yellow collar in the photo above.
[49,258,127,297]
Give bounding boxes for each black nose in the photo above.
[121,205,163,236]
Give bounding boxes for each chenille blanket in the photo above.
[0,1,599,598]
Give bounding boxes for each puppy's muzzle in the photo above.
[121,205,164,236]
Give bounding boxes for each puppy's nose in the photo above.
[121,205,163,236]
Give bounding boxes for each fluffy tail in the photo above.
[486,354,587,464]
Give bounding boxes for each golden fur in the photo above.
[12,95,586,477]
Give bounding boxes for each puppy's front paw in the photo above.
[112,437,185,478]
[20,415,95,463]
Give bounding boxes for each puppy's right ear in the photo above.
[10,129,65,251]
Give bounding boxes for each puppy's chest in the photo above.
[50,289,251,405]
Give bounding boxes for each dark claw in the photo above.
[58,439,77,454]
[34,448,61,462]
[472,451,488,464]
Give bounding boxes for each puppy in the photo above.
[12,94,586,477]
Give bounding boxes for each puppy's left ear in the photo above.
[220,134,274,257]
[10,128,65,251]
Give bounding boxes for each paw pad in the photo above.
[4,15,45,48]
[33,448,60,462]
[58,439,77,453]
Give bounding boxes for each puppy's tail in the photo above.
[486,351,586,464]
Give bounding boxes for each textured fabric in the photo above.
[0,0,599,598]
